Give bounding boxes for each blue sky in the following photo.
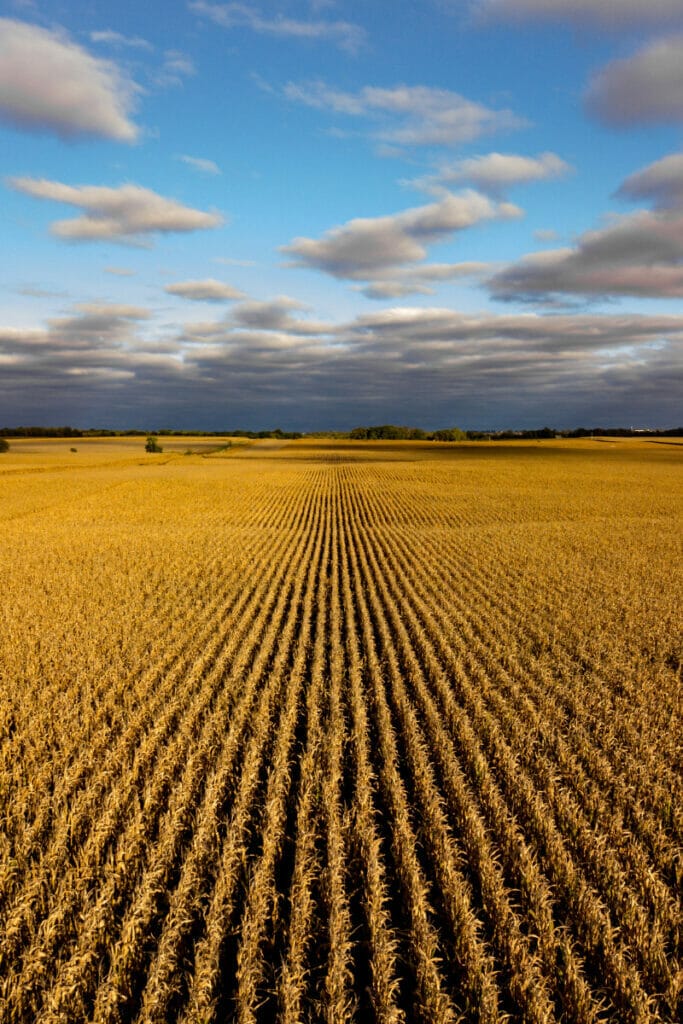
[1,0,682,430]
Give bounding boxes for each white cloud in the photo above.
[0,18,139,141]
[488,150,683,301]
[284,80,524,147]
[358,281,429,300]
[177,154,222,175]
[586,35,683,127]
[357,262,490,299]
[189,2,366,54]
[474,0,683,27]
[89,30,153,50]
[282,190,521,280]
[232,296,333,334]
[534,228,560,242]
[410,152,571,196]
[165,279,244,301]
[104,266,136,276]
[489,211,683,300]
[617,153,683,209]
[153,49,196,88]
[48,303,151,345]
[8,178,223,243]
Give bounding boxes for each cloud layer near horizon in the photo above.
[2,300,680,429]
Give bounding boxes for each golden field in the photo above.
[0,436,681,1024]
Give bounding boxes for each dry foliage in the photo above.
[0,436,681,1023]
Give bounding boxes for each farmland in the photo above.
[0,437,681,1024]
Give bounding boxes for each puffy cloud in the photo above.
[177,321,231,344]
[487,151,683,301]
[474,0,683,27]
[176,297,336,344]
[616,153,683,209]
[359,281,428,300]
[0,18,139,141]
[189,2,366,54]
[586,35,683,127]
[177,154,222,175]
[346,306,683,348]
[489,211,683,300]
[7,178,223,243]
[0,326,46,351]
[231,296,334,334]
[282,191,521,280]
[410,152,571,196]
[283,81,524,147]
[165,279,245,301]
[47,304,151,346]
[357,262,490,299]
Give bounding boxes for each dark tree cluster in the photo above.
[349,425,428,440]
[1,423,681,442]
[349,424,683,441]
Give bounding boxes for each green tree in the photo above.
[145,435,162,453]
[0,438,8,452]
[432,428,466,442]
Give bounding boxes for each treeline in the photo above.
[564,426,683,438]
[2,424,682,441]
[0,426,303,440]
[349,424,552,440]
[349,424,683,441]
[349,424,443,440]
[223,428,304,439]
[0,426,85,438]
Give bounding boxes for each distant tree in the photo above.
[145,435,163,453]
[431,428,466,442]
[349,424,427,440]
[0,438,8,452]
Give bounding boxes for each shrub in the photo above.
[0,438,9,453]
[145,436,163,453]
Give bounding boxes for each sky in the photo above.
[1,0,682,431]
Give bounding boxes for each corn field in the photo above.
[0,437,681,1023]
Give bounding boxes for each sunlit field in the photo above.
[0,437,681,1024]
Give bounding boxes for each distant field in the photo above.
[0,438,681,1023]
